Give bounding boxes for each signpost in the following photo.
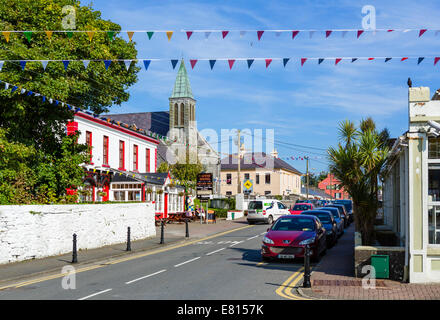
[197,173,213,223]
[243,179,253,194]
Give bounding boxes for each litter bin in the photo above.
[371,254,389,279]
[207,210,216,224]
[231,212,235,220]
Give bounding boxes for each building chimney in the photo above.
[270,149,279,158]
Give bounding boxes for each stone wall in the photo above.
[0,203,155,264]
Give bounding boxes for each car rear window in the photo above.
[320,208,340,218]
[314,213,331,223]
[272,217,316,231]
[248,201,263,210]
[293,204,310,211]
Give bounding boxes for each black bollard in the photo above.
[185,218,189,238]
[126,227,131,251]
[72,233,78,263]
[160,219,165,244]
[303,244,311,288]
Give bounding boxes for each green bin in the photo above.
[371,254,389,279]
[231,212,235,220]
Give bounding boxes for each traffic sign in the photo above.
[243,179,253,194]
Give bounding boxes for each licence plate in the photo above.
[278,254,295,259]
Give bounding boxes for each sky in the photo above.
[82,0,440,174]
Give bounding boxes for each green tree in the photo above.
[328,118,389,245]
[169,162,204,194]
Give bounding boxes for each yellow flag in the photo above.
[2,31,10,42]
[127,31,134,42]
[166,31,173,41]
[87,31,94,42]
[45,31,53,40]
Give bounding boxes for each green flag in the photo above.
[107,31,115,41]
[147,31,154,40]
[23,31,32,43]
[66,31,74,39]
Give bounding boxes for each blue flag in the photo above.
[143,60,151,70]
[171,59,178,69]
[247,59,254,69]
[104,60,112,70]
[418,57,425,65]
[62,60,70,70]
[19,61,26,70]
[209,60,216,70]
[283,58,290,67]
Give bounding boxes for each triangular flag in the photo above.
[2,31,10,42]
[107,31,115,41]
[143,60,151,70]
[83,60,90,69]
[282,58,290,67]
[45,31,53,40]
[19,61,26,70]
[124,60,132,70]
[62,60,70,70]
[166,31,173,41]
[66,31,73,39]
[4,82,9,89]
[368,57,375,60]
[127,31,134,42]
[23,31,32,43]
[222,31,229,39]
[435,57,440,66]
[104,60,112,70]
[292,30,300,39]
[418,57,425,65]
[0,61,3,71]
[351,58,358,63]
[385,58,392,62]
[257,31,264,40]
[239,31,246,37]
[357,30,364,38]
[335,58,342,65]
[318,58,324,64]
[265,59,272,68]
[87,31,94,42]
[387,29,394,32]
[171,59,178,69]
[301,58,307,66]
[247,59,254,68]
[419,29,427,37]
[209,60,216,70]
[228,59,235,69]
[186,31,193,40]
[146,31,154,40]
[11,86,18,93]
[325,30,332,38]
[204,31,211,39]
[341,31,348,38]
[41,60,49,70]
[401,57,409,61]
[190,59,197,69]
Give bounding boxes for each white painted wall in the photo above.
[0,203,156,264]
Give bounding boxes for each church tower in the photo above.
[169,60,197,163]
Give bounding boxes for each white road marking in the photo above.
[174,257,201,267]
[125,269,167,285]
[78,288,112,300]
[246,235,259,240]
[260,232,267,235]
[206,248,226,256]
[229,241,244,247]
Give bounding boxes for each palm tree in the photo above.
[328,119,389,245]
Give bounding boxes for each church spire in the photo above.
[171,59,194,99]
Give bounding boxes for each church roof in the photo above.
[105,111,170,136]
[170,60,194,99]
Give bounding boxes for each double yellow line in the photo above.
[275,266,313,300]
[0,224,255,291]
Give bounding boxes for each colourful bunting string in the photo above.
[143,60,151,71]
[209,59,216,70]
[62,60,70,70]
[257,31,264,40]
[23,31,32,43]
[318,58,324,65]
[357,30,364,38]
[301,58,307,66]
[435,57,440,66]
[147,31,155,40]
[247,59,254,69]
[166,31,173,41]
[104,60,112,70]
[283,58,289,67]
[45,31,53,40]
[171,59,178,69]
[222,31,229,39]
[265,59,272,68]
[2,31,10,42]
[292,30,300,39]
[190,59,197,69]
[127,31,134,42]
[186,31,193,40]
[228,59,235,69]
[325,30,332,38]
[66,31,74,39]
[335,58,342,65]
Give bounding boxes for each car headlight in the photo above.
[299,237,315,245]
[263,236,274,245]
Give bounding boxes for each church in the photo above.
[107,60,221,194]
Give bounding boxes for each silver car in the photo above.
[246,200,290,224]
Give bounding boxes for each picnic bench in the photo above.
[167,212,188,224]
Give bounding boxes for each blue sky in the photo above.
[83,0,440,174]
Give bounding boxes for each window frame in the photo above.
[427,138,440,246]
[103,136,109,166]
[119,140,125,170]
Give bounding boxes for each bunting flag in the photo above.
[318,58,324,65]
[228,59,235,69]
[247,59,254,69]
[124,60,132,70]
[401,57,409,61]
[87,31,95,42]
[66,31,74,39]
[265,59,272,68]
[325,30,332,38]
[19,61,26,70]
[127,31,135,42]
[186,31,193,40]
[357,30,364,38]
[190,59,197,69]
[418,57,425,65]
[292,30,300,39]
[301,58,307,66]
[385,57,392,62]
[2,31,10,42]
[104,60,112,70]
[341,31,348,38]
[222,31,229,39]
[41,60,48,70]
[147,31,154,40]
[351,58,358,63]
[143,60,151,70]
[171,59,178,69]
[166,31,173,41]
[0,61,3,71]
[335,58,342,65]
[419,29,427,37]
[204,31,211,39]
[45,31,53,40]
[62,60,70,70]
[368,57,375,60]
[83,60,90,69]
[275,31,282,37]
[257,30,264,40]
[209,59,216,70]
[283,58,289,67]
[435,57,440,66]
[107,31,115,41]
[23,31,32,43]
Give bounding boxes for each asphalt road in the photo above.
[0,224,309,300]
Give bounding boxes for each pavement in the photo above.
[0,217,250,287]
[298,223,440,300]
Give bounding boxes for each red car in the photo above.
[289,203,314,215]
[261,215,327,262]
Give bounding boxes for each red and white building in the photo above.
[66,110,185,219]
[318,173,350,200]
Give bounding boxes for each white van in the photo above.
[246,200,290,224]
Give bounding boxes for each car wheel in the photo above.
[267,215,273,225]
[262,256,272,262]
[248,221,255,225]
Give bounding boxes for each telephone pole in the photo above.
[237,129,242,194]
[306,156,309,200]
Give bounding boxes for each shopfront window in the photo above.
[112,183,141,202]
[428,138,440,245]
[428,206,440,244]
[429,138,440,159]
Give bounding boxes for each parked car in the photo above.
[325,204,348,228]
[296,199,313,204]
[316,206,344,237]
[289,203,314,215]
[301,210,337,247]
[334,200,353,224]
[261,214,327,262]
[247,200,290,225]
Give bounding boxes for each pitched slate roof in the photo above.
[112,172,170,185]
[105,111,170,136]
[220,152,302,175]
[170,60,194,99]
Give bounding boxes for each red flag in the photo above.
[228,59,235,69]
[357,30,364,38]
[419,29,427,37]
[222,31,229,39]
[292,30,300,39]
[335,58,342,65]
[401,57,409,61]
[265,59,272,68]
[434,57,440,65]
[368,57,375,60]
[257,31,264,40]
[301,58,307,66]
[186,31,193,39]
[190,59,198,69]
[387,29,394,32]
[326,30,332,38]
